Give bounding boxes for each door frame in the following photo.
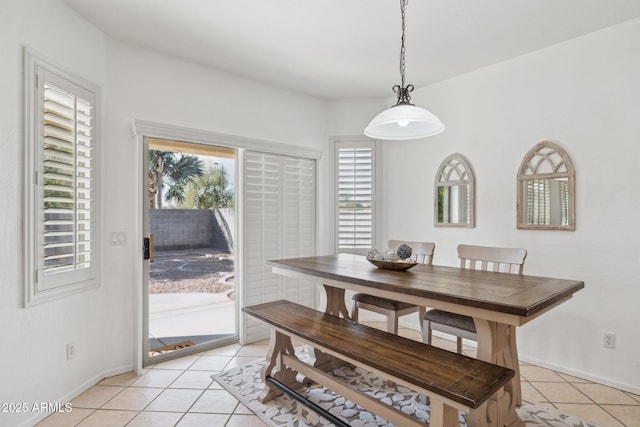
[131,120,322,372]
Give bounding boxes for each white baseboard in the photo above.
[18,363,135,427]
[519,353,640,396]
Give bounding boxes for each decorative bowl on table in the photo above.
[366,257,418,271]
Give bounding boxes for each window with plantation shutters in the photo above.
[43,83,93,275]
[25,50,100,305]
[335,140,378,254]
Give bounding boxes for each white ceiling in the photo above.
[63,0,640,100]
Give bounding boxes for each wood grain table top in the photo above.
[266,254,584,319]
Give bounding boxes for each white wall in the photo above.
[0,1,329,425]
[0,1,118,426]
[330,19,640,393]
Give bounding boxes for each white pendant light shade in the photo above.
[365,0,445,141]
[364,104,445,140]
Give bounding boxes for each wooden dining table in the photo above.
[266,253,585,427]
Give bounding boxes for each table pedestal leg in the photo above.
[323,285,351,318]
[508,326,522,406]
[308,285,353,372]
[472,319,524,427]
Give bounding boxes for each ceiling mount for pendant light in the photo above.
[364,0,445,140]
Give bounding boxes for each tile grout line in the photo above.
[128,351,204,426]
[37,335,638,427]
[598,403,631,427]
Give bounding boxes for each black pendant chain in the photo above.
[393,0,414,106]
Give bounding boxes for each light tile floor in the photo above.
[37,323,640,427]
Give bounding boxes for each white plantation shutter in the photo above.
[25,50,100,305]
[336,141,375,253]
[243,152,282,319]
[242,151,316,343]
[282,157,316,307]
[42,82,94,281]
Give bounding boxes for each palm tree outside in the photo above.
[148,150,204,208]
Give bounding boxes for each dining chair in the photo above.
[351,240,435,334]
[423,243,526,406]
[422,244,527,353]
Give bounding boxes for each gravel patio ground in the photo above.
[149,248,234,295]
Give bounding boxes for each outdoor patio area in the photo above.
[149,249,236,352]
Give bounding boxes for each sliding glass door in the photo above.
[143,138,237,365]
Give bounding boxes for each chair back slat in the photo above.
[388,240,435,265]
[458,244,527,274]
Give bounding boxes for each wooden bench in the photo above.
[243,300,516,427]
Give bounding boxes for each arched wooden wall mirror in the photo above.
[434,153,475,227]
[517,141,575,230]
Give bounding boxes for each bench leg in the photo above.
[430,399,460,427]
[468,400,491,427]
[257,330,300,403]
[310,347,347,372]
[468,387,523,427]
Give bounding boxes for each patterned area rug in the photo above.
[213,348,601,427]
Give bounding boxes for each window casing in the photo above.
[24,50,101,305]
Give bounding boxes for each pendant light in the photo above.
[364,0,445,140]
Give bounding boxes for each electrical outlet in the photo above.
[67,343,76,360]
[603,333,615,349]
